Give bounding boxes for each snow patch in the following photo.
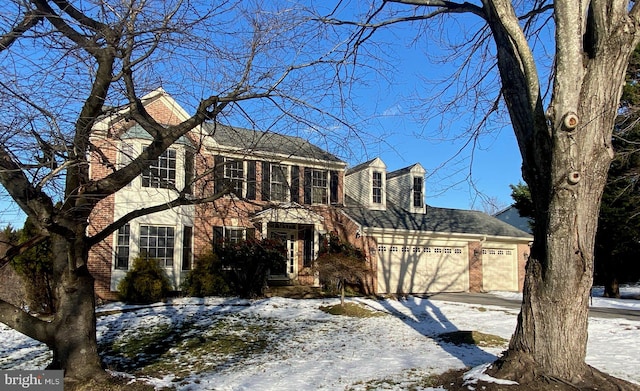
[463,363,518,389]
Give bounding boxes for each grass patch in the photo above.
[101,313,277,379]
[319,302,385,318]
[66,375,170,391]
[437,330,507,347]
[347,368,438,390]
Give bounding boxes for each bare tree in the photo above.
[320,0,640,389]
[0,0,346,383]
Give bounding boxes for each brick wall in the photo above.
[87,136,118,300]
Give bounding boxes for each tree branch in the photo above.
[87,191,227,247]
[0,299,52,345]
[0,8,43,51]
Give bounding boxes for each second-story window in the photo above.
[372,171,383,204]
[413,176,424,208]
[224,160,244,196]
[271,164,288,202]
[142,148,176,189]
[312,170,328,204]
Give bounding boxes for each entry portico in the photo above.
[252,203,325,285]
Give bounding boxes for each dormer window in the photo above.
[413,176,423,208]
[373,171,383,204]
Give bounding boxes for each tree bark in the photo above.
[48,263,105,381]
[481,0,640,385]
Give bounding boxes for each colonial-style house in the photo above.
[87,88,532,300]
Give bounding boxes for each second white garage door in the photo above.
[376,245,468,294]
[482,248,518,291]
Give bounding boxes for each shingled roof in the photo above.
[344,196,532,239]
[203,123,344,163]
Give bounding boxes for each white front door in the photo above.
[269,229,297,279]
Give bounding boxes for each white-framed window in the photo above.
[212,226,255,251]
[372,171,383,204]
[311,170,328,204]
[224,159,244,196]
[271,164,288,202]
[413,176,424,208]
[139,225,175,268]
[115,224,130,270]
[142,148,177,189]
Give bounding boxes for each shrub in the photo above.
[315,233,370,306]
[218,238,286,299]
[117,256,172,304]
[181,252,231,297]
[8,219,55,314]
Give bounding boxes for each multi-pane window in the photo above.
[212,226,255,251]
[413,176,424,208]
[142,148,177,189]
[227,228,244,244]
[224,160,244,196]
[115,224,130,269]
[311,170,328,204]
[139,225,175,267]
[271,165,288,202]
[372,171,383,204]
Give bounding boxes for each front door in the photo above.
[268,228,297,279]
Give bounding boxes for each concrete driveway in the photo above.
[426,292,640,321]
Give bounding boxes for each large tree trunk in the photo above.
[48,231,106,382]
[48,263,105,382]
[483,1,640,387]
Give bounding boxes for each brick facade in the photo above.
[87,89,530,300]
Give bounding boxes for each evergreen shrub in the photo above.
[117,256,172,304]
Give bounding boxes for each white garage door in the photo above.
[376,245,468,294]
[482,248,518,291]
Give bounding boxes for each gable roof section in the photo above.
[346,157,386,175]
[344,196,532,239]
[120,124,195,147]
[203,123,344,163]
[494,205,533,234]
[387,163,424,179]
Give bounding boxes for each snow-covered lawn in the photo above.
[1,286,639,391]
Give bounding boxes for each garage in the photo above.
[376,244,468,294]
[482,248,518,291]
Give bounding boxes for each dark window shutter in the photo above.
[246,227,256,241]
[213,226,224,253]
[247,161,256,200]
[303,167,311,205]
[214,155,224,194]
[184,150,194,195]
[261,161,271,202]
[330,170,339,204]
[182,226,193,270]
[290,165,300,203]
